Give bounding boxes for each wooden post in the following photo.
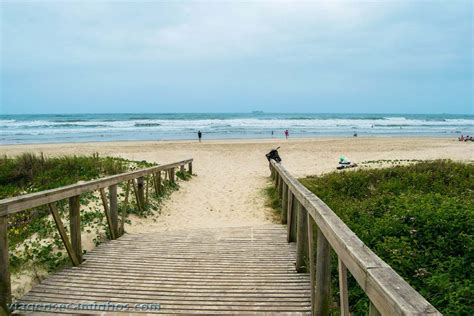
[296,201,308,272]
[0,216,11,315]
[155,172,162,196]
[145,177,149,204]
[122,180,130,235]
[48,203,80,266]
[180,165,185,173]
[315,227,331,316]
[109,184,119,238]
[369,302,382,316]
[276,175,282,198]
[68,195,82,262]
[281,182,288,224]
[137,177,145,208]
[307,214,316,316]
[279,176,284,199]
[169,168,175,183]
[99,188,116,240]
[338,258,350,316]
[287,190,297,243]
[188,162,193,174]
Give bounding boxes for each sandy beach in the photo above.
[3,137,472,232]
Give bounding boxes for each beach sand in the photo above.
[2,137,472,297]
[3,137,473,232]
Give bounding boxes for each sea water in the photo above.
[0,113,473,144]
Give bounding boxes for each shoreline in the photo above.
[0,135,464,149]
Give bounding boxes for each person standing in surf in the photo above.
[198,130,202,142]
[284,129,289,140]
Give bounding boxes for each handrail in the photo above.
[0,158,193,216]
[269,160,440,316]
[0,158,193,314]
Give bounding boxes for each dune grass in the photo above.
[0,153,179,279]
[266,160,472,314]
[296,160,473,315]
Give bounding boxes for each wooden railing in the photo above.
[269,160,441,316]
[0,158,193,313]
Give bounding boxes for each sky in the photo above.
[0,0,472,115]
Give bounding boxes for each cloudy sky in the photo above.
[0,0,472,114]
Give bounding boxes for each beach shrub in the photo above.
[298,160,473,315]
[0,153,182,282]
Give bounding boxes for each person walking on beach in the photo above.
[198,130,202,142]
[284,129,289,140]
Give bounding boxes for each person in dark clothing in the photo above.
[198,130,202,142]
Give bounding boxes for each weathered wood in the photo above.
[307,215,316,316]
[338,258,350,316]
[137,177,145,209]
[131,179,143,212]
[145,177,149,204]
[109,185,119,238]
[99,188,116,240]
[295,201,308,273]
[0,216,11,315]
[314,227,331,316]
[180,165,185,173]
[14,225,311,314]
[68,195,82,263]
[48,203,80,266]
[270,160,441,316]
[152,172,160,197]
[121,180,130,235]
[0,159,193,217]
[169,168,175,183]
[277,175,282,198]
[287,190,297,243]
[188,162,193,174]
[281,182,288,225]
[369,301,382,316]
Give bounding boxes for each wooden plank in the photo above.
[109,185,118,238]
[48,203,80,266]
[132,179,143,212]
[338,258,350,316]
[307,215,316,316]
[68,195,82,263]
[0,158,193,216]
[99,188,116,240]
[0,215,11,316]
[314,227,331,316]
[14,225,312,315]
[296,202,308,273]
[369,301,381,316]
[287,190,296,243]
[137,177,145,209]
[270,161,441,316]
[145,176,149,204]
[169,168,175,183]
[121,180,130,235]
[152,172,160,197]
[281,182,288,225]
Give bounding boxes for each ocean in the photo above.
[0,113,473,144]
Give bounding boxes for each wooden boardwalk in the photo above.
[15,225,311,315]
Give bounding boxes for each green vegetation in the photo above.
[296,160,473,315]
[1,153,186,286]
[264,186,282,220]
